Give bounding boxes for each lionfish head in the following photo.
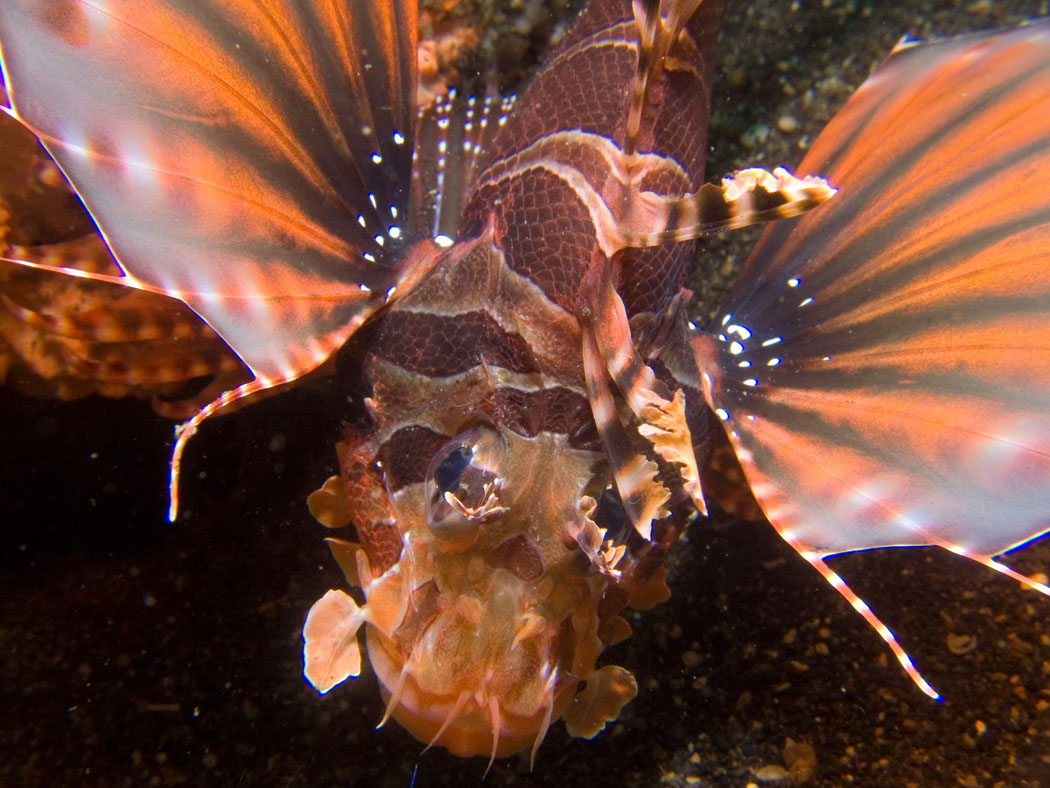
[303,402,673,763]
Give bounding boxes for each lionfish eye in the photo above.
[434,446,473,494]
[424,426,508,549]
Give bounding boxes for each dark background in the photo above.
[3,1,1050,786]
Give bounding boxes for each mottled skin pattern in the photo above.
[302,0,728,761]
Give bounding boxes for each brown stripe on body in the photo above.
[463,168,599,314]
[364,226,588,413]
[370,309,541,377]
[376,385,597,493]
[363,219,596,449]
[368,358,594,443]
[475,24,637,171]
[377,424,450,491]
[389,223,586,386]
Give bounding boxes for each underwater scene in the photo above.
[2,1,1050,786]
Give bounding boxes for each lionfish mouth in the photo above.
[366,623,578,763]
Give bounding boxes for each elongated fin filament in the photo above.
[799,550,940,700]
[169,377,276,520]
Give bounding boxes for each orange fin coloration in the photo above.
[696,17,1050,697]
[0,0,444,518]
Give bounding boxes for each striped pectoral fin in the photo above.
[0,0,422,379]
[617,167,837,249]
[691,19,1050,699]
[0,0,449,521]
[582,324,669,541]
[583,264,707,518]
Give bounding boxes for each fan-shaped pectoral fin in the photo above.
[0,0,450,522]
[693,330,942,698]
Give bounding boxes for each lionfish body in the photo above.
[304,0,735,757]
[3,0,1050,768]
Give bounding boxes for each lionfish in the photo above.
[1,0,1049,767]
